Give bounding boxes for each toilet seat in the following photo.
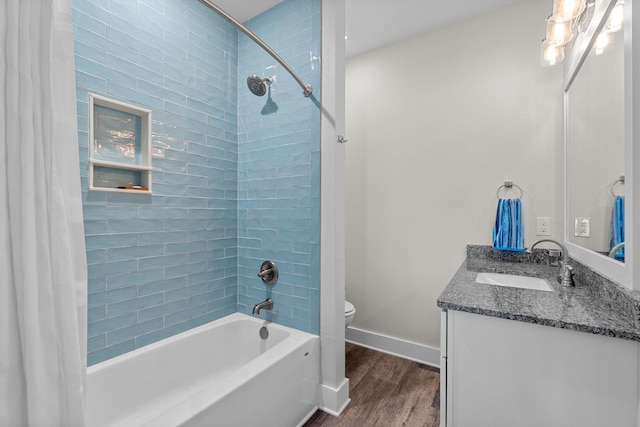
[345,300,356,328]
[345,301,355,315]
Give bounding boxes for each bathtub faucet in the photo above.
[252,298,273,315]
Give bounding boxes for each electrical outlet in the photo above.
[536,217,551,236]
[575,217,590,237]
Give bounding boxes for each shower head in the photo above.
[247,75,273,97]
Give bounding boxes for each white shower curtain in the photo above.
[0,0,87,426]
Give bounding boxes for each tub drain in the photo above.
[259,326,269,339]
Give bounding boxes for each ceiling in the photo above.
[214,0,283,23]
[214,0,522,58]
[344,0,522,58]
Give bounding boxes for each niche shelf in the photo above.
[88,94,152,193]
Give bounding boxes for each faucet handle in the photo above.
[258,260,278,285]
[560,264,575,287]
[258,268,274,278]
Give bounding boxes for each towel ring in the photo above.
[496,181,523,199]
[609,175,625,197]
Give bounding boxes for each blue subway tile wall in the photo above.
[237,0,322,334]
[72,0,239,366]
[73,0,320,365]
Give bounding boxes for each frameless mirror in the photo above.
[566,0,625,263]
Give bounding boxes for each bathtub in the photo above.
[86,313,320,427]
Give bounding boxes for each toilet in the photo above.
[345,300,356,327]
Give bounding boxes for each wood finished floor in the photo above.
[304,343,440,427]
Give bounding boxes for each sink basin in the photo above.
[475,272,553,292]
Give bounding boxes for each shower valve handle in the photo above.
[258,260,278,285]
[257,268,274,278]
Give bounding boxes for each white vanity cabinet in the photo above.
[440,310,639,427]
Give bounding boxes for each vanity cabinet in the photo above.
[440,310,639,427]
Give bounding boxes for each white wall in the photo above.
[345,0,564,354]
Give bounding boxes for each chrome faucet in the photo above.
[608,242,625,258]
[529,239,575,287]
[252,298,273,315]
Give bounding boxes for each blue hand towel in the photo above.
[609,195,624,260]
[492,198,524,252]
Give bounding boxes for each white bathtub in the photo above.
[86,313,320,427]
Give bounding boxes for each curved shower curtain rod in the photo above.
[199,0,313,97]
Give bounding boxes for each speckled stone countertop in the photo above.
[437,245,640,342]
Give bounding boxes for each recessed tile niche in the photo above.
[88,94,152,193]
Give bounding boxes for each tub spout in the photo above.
[252,298,273,315]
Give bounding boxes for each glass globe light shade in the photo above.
[553,0,586,22]
[606,1,625,33]
[593,32,613,55]
[546,17,575,45]
[540,39,565,67]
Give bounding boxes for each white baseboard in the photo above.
[345,326,441,368]
[297,406,319,427]
[318,378,351,416]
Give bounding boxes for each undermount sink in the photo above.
[475,272,553,292]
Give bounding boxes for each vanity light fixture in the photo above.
[605,0,625,32]
[539,0,587,67]
[539,0,624,67]
[592,0,624,55]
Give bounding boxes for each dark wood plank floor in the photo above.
[304,342,440,427]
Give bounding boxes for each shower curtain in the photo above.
[0,0,87,425]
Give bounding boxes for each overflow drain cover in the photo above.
[259,326,269,339]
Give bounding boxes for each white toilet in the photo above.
[345,300,356,327]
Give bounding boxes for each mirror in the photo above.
[566,0,625,262]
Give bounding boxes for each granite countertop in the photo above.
[437,246,640,342]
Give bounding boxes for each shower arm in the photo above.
[199,0,313,97]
